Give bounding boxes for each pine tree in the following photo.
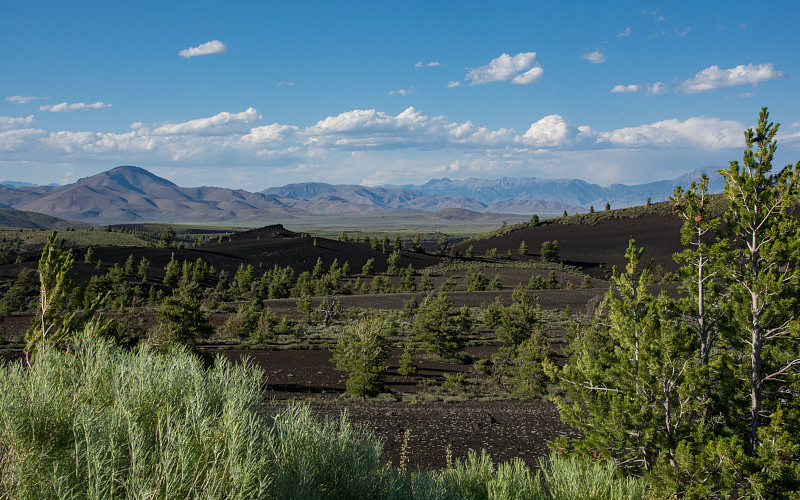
[554,241,697,473]
[25,231,109,361]
[718,107,800,455]
[152,279,213,349]
[413,292,472,359]
[333,316,390,398]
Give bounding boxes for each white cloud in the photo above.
[150,108,261,136]
[5,95,37,104]
[465,52,542,85]
[597,116,742,149]
[388,87,416,96]
[447,81,461,88]
[179,40,227,58]
[646,82,667,95]
[611,84,641,94]
[0,115,34,130]
[415,61,442,67]
[0,106,753,187]
[678,63,786,94]
[39,102,112,112]
[276,81,294,87]
[580,50,605,64]
[241,123,299,144]
[675,27,690,38]
[617,27,631,37]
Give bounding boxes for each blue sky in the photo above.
[2,1,799,190]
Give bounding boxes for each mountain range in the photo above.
[0,166,723,225]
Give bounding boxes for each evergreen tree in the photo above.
[718,107,800,455]
[518,240,528,256]
[401,264,416,292]
[540,240,560,262]
[137,256,150,283]
[387,250,403,276]
[152,279,213,348]
[333,316,390,398]
[412,234,424,253]
[361,258,375,275]
[413,292,472,359]
[554,241,698,473]
[25,231,109,361]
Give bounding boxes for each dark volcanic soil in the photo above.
[215,348,580,470]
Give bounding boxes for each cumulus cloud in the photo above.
[0,105,752,187]
[447,81,461,88]
[580,50,605,64]
[179,40,227,58]
[388,87,416,96]
[611,82,668,95]
[0,115,34,130]
[617,27,631,37]
[678,63,786,94]
[597,116,742,148]
[647,82,667,95]
[39,102,112,112]
[465,52,543,85]
[611,84,641,94]
[150,108,261,136]
[519,114,595,148]
[415,61,442,67]
[5,95,37,104]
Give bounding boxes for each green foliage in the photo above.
[401,264,417,292]
[518,240,528,256]
[412,234,424,253]
[398,339,417,376]
[83,246,93,263]
[437,236,450,256]
[158,225,176,247]
[0,267,37,314]
[222,296,264,338]
[162,253,179,287]
[333,316,390,398]
[387,250,404,275]
[296,293,312,317]
[361,257,376,275]
[540,240,559,262]
[465,245,475,258]
[137,256,150,283]
[719,107,800,456]
[413,292,472,359]
[465,269,489,291]
[152,280,213,348]
[555,240,697,473]
[25,231,109,359]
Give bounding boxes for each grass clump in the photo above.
[0,328,649,499]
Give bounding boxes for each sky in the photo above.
[2,1,799,190]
